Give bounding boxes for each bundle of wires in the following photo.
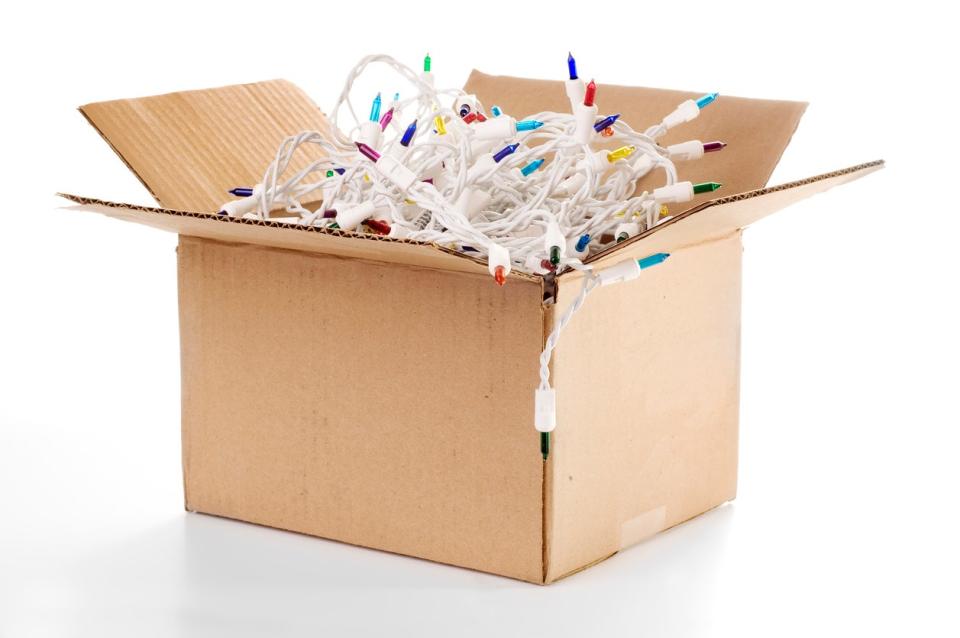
[220,53,725,457]
[220,53,723,285]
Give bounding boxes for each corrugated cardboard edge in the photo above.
[57,159,881,293]
[79,109,162,205]
[574,160,885,273]
[55,193,541,284]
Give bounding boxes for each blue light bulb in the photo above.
[593,113,620,132]
[695,92,719,109]
[400,120,418,147]
[491,105,502,117]
[492,143,519,163]
[516,120,544,132]
[575,234,590,252]
[637,253,670,269]
[369,93,382,122]
[567,52,578,81]
[520,158,544,176]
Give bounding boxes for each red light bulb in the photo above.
[364,219,391,235]
[494,265,506,286]
[583,80,597,107]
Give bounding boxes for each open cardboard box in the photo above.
[60,72,882,584]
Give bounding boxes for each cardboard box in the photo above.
[60,73,882,584]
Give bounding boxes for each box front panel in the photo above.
[177,237,546,582]
[547,233,743,581]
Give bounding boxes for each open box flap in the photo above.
[59,160,880,284]
[80,79,331,212]
[464,70,807,201]
[72,77,877,285]
[55,193,543,282]
[572,160,884,275]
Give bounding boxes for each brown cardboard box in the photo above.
[60,74,882,584]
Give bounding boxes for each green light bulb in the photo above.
[693,182,723,194]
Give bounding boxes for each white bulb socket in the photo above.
[667,140,705,161]
[633,154,655,179]
[579,149,610,173]
[662,99,700,130]
[336,200,376,231]
[487,243,512,279]
[375,155,417,191]
[544,221,567,259]
[472,116,516,140]
[535,388,557,432]
[357,120,382,148]
[556,173,587,196]
[653,181,694,204]
[219,183,264,218]
[388,224,410,239]
[598,258,643,287]
[615,222,640,241]
[564,79,585,111]
[574,103,599,144]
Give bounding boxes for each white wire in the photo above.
[221,54,708,276]
[218,53,717,440]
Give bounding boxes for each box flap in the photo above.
[79,80,331,212]
[58,159,880,282]
[56,193,541,282]
[463,70,807,201]
[570,160,884,275]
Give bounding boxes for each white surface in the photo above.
[2,1,958,636]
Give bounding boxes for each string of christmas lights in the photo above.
[220,53,723,284]
[219,52,724,459]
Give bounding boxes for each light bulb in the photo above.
[400,120,417,146]
[567,51,578,80]
[583,79,597,107]
[593,113,619,132]
[520,158,544,176]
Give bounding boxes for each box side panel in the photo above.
[177,237,545,582]
[545,233,742,581]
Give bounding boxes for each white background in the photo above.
[2,1,958,636]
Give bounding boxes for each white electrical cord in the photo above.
[219,53,719,454]
[219,54,721,284]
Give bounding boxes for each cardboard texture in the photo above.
[80,80,331,212]
[64,75,883,583]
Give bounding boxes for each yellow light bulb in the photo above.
[434,115,447,136]
[659,205,670,218]
[607,145,636,162]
